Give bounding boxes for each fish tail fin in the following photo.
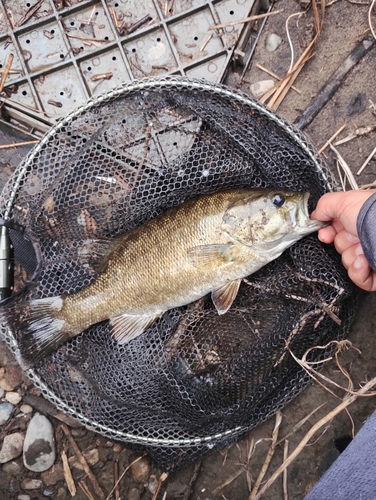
[0,295,70,368]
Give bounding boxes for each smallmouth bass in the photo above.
[1,188,325,367]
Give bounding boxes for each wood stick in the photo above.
[61,450,76,496]
[253,376,376,500]
[208,10,282,30]
[256,64,301,94]
[295,34,376,130]
[61,424,106,500]
[283,440,289,500]
[316,124,347,155]
[105,456,145,500]
[212,468,245,495]
[249,411,282,499]
[114,459,120,500]
[357,145,376,175]
[0,53,14,94]
[0,140,39,149]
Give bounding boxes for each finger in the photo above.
[340,243,361,270]
[317,225,337,244]
[348,254,376,292]
[311,192,349,221]
[334,230,360,255]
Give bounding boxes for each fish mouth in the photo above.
[293,193,328,231]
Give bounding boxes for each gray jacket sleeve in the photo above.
[357,192,376,271]
[305,192,376,500]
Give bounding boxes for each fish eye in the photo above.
[272,194,285,207]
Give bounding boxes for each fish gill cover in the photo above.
[0,76,356,470]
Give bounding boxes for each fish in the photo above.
[0,188,325,367]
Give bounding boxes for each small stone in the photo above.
[266,33,282,52]
[250,79,275,99]
[113,443,122,453]
[21,478,43,490]
[69,448,99,470]
[0,387,4,398]
[0,366,23,391]
[131,457,151,483]
[41,463,65,486]
[23,413,56,472]
[18,495,31,500]
[0,401,15,425]
[55,487,68,500]
[5,391,22,405]
[128,486,142,500]
[2,460,23,476]
[148,474,158,494]
[43,489,54,497]
[0,432,24,463]
[20,404,33,414]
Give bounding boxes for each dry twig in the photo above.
[357,145,376,176]
[105,455,145,500]
[62,424,106,500]
[317,124,347,155]
[0,140,39,149]
[369,0,376,39]
[208,11,282,30]
[253,375,376,500]
[61,450,76,496]
[283,440,289,500]
[330,144,359,190]
[256,64,301,94]
[0,53,14,94]
[249,411,283,500]
[212,468,245,495]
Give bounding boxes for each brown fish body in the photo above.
[62,189,264,332]
[1,188,325,366]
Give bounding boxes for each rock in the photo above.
[0,387,4,398]
[113,443,122,453]
[0,432,24,463]
[69,448,99,470]
[5,391,22,405]
[250,79,275,99]
[2,460,23,476]
[43,489,54,497]
[41,463,65,486]
[20,404,33,414]
[266,33,282,52]
[131,457,151,483]
[23,413,56,472]
[148,474,158,494]
[55,487,68,500]
[128,486,143,500]
[21,478,43,490]
[0,401,15,424]
[0,366,23,391]
[18,495,31,500]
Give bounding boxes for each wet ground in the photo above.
[1,1,376,499]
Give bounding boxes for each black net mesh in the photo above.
[0,77,355,470]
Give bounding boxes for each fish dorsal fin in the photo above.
[211,279,241,315]
[109,313,161,344]
[187,243,234,267]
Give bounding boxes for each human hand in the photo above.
[311,190,376,292]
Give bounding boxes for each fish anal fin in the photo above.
[109,313,161,344]
[188,243,234,267]
[211,279,241,315]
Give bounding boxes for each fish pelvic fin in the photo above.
[0,295,69,369]
[211,279,241,315]
[110,313,162,344]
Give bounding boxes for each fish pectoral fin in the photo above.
[187,243,234,266]
[211,279,241,315]
[109,313,161,344]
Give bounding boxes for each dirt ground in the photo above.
[1,1,376,499]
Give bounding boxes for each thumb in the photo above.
[311,192,346,221]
